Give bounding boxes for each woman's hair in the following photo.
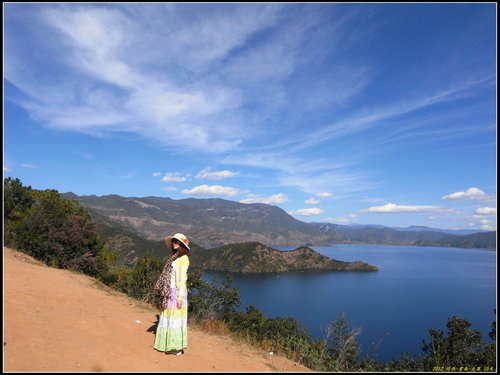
[170,239,190,257]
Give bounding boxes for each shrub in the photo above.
[188,269,241,322]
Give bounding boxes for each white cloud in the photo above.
[305,198,320,205]
[288,207,324,216]
[481,224,496,231]
[475,207,496,215]
[21,164,37,168]
[442,187,492,202]
[4,167,12,172]
[470,214,486,220]
[324,213,357,223]
[162,186,177,191]
[161,173,188,183]
[240,193,288,204]
[478,218,496,231]
[152,172,161,177]
[360,203,453,213]
[328,218,350,223]
[324,217,349,223]
[196,166,239,180]
[182,184,242,197]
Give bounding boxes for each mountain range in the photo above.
[61,193,496,251]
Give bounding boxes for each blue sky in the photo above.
[4,3,497,231]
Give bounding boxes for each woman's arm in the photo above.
[175,255,190,307]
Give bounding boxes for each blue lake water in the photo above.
[200,244,496,363]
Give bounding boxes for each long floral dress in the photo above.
[153,254,189,352]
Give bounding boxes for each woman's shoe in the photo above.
[166,349,184,355]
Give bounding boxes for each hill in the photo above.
[88,210,205,267]
[61,193,330,247]
[413,231,497,249]
[313,222,496,249]
[3,247,310,372]
[189,242,379,272]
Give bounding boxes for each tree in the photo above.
[421,315,496,370]
[324,313,362,372]
[4,177,34,246]
[4,177,34,222]
[115,253,164,305]
[187,269,241,321]
[5,186,106,276]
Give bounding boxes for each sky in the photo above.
[3,3,497,231]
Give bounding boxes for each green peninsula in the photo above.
[189,242,379,273]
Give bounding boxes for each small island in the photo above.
[189,242,379,273]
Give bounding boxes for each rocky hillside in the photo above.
[61,193,496,249]
[189,242,379,273]
[61,193,330,247]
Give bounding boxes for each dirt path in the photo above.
[3,247,311,372]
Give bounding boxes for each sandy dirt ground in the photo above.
[3,247,312,372]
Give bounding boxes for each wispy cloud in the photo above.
[360,203,454,214]
[5,4,285,153]
[21,163,37,168]
[196,167,239,180]
[280,76,495,154]
[315,192,332,198]
[4,4,378,160]
[224,151,375,196]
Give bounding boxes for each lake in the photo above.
[200,244,496,363]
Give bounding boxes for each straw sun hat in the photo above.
[164,233,191,251]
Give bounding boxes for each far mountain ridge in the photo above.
[60,193,496,249]
[312,222,489,236]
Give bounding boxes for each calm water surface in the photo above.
[201,244,496,363]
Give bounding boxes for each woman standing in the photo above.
[153,233,190,355]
